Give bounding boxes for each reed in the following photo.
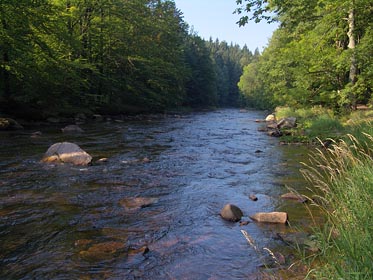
[301,133,373,279]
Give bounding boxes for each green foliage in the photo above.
[237,0,373,111]
[302,134,373,279]
[0,0,251,117]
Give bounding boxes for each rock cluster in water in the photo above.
[261,114,297,137]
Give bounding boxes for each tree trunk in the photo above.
[347,1,357,108]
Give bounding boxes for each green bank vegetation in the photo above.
[273,106,373,143]
[302,133,373,279]
[237,0,373,112]
[236,1,372,279]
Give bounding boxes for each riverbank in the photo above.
[273,106,373,144]
[302,133,372,279]
[271,106,373,279]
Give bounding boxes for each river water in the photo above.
[0,109,315,279]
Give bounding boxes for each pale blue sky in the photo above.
[173,0,278,52]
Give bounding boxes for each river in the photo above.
[0,109,316,279]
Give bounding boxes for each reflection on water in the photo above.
[0,110,317,279]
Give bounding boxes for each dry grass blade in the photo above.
[241,229,258,251]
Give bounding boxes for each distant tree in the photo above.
[183,34,217,107]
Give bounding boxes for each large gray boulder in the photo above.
[277,117,297,129]
[220,204,243,222]
[42,142,92,165]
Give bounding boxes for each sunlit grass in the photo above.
[301,133,373,279]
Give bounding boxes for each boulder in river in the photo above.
[220,204,243,222]
[250,212,288,224]
[42,142,92,165]
[0,117,23,130]
[61,124,84,133]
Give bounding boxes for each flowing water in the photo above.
[0,109,316,279]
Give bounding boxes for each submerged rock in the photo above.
[79,241,125,261]
[128,245,149,256]
[277,232,319,252]
[119,197,159,210]
[42,142,92,165]
[250,212,288,224]
[61,124,84,133]
[0,117,23,130]
[220,204,243,222]
[249,194,258,201]
[281,192,308,203]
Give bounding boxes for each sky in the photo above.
[173,0,278,52]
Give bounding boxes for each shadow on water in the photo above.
[0,109,319,279]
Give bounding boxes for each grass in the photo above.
[274,106,373,143]
[301,133,373,279]
[267,106,373,278]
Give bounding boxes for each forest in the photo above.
[0,0,252,119]
[1,1,372,119]
[237,0,373,111]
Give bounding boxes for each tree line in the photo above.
[237,0,372,111]
[0,0,252,119]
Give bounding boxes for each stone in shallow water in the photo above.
[277,232,319,252]
[250,212,288,224]
[220,204,243,222]
[119,197,158,210]
[42,142,92,166]
[0,118,23,130]
[61,124,84,133]
[79,241,125,261]
[281,192,308,203]
[128,246,149,256]
[249,194,258,201]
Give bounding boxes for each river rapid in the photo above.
[0,109,315,279]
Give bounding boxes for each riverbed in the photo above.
[0,109,316,279]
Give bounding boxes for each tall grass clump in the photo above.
[302,133,373,279]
